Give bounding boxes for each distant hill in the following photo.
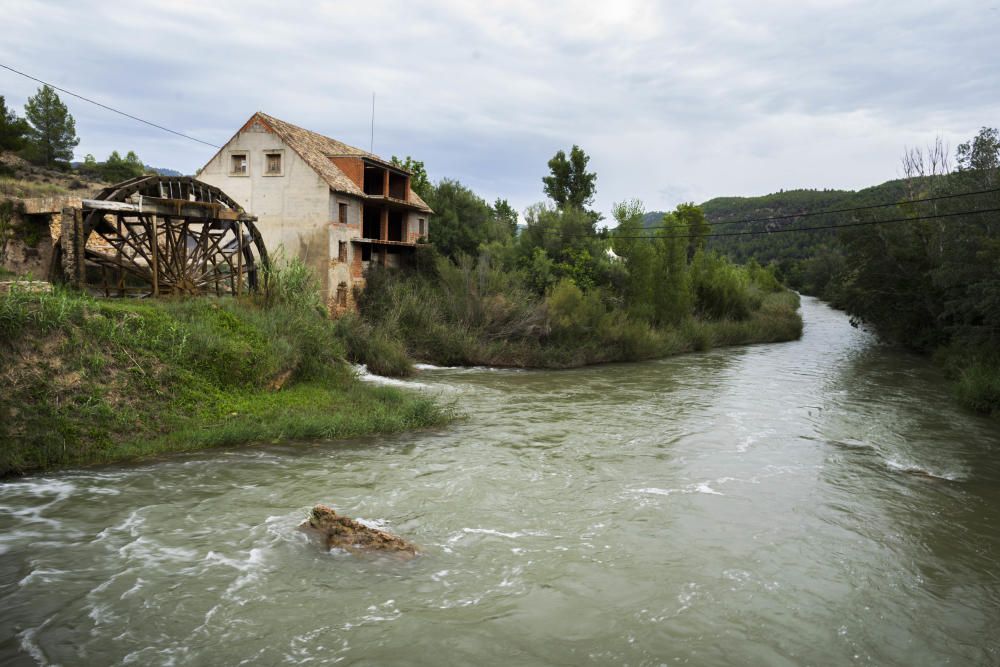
[68,161,184,178]
[147,166,183,177]
[635,176,945,296]
[639,177,939,262]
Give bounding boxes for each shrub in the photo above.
[690,251,755,320]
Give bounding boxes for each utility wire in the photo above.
[597,207,1000,240]
[538,187,1000,238]
[534,187,1000,239]
[682,187,1000,228]
[0,63,221,148]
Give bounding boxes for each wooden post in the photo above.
[116,216,125,296]
[60,206,85,287]
[236,222,243,296]
[150,216,159,296]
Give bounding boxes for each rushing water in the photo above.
[1,297,999,666]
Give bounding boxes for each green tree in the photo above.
[423,178,494,260]
[653,211,694,325]
[612,199,656,322]
[956,127,1000,175]
[391,155,432,200]
[79,153,99,178]
[0,96,30,151]
[23,85,79,167]
[673,202,710,260]
[543,145,597,211]
[518,203,609,291]
[492,198,519,236]
[99,150,146,182]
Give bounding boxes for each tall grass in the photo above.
[935,343,1000,416]
[352,254,803,372]
[0,260,452,476]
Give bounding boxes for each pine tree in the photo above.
[0,96,30,151]
[23,85,79,168]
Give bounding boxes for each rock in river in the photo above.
[299,504,419,558]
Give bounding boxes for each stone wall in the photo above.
[0,198,59,280]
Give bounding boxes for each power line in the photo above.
[533,187,1000,239]
[687,187,1000,229]
[602,207,1000,240]
[0,63,221,148]
[570,186,1000,237]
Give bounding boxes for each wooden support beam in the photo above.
[82,198,248,222]
[150,216,159,297]
[236,223,243,296]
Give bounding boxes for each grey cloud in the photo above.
[1,0,995,219]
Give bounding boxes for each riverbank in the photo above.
[340,260,804,376]
[0,285,452,476]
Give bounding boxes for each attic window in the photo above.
[230,152,248,176]
[264,151,283,176]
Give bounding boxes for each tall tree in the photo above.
[492,198,519,236]
[612,199,656,322]
[955,126,1000,189]
[0,96,30,151]
[423,178,494,260]
[23,85,79,168]
[673,202,709,260]
[543,145,597,211]
[654,211,694,325]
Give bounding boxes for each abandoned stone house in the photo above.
[197,111,432,312]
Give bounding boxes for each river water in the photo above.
[1,297,999,666]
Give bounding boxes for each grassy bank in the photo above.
[0,281,452,476]
[340,257,803,373]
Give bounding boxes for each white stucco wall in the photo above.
[197,122,429,309]
[327,194,363,305]
[198,126,350,298]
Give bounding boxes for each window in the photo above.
[337,282,348,308]
[230,152,248,176]
[418,218,425,237]
[338,241,347,263]
[264,152,282,175]
[338,202,348,224]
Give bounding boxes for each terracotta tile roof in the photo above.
[253,112,432,213]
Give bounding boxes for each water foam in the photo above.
[885,457,963,481]
[353,364,432,389]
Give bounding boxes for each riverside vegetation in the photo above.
[339,150,802,375]
[663,128,1000,416]
[1,133,802,475]
[0,262,451,476]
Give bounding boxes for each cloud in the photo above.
[1,0,996,218]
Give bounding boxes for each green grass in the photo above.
[0,283,452,476]
[934,344,1000,417]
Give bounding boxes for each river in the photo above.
[1,297,998,666]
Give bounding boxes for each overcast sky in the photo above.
[2,1,997,220]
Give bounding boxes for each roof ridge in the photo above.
[256,111,373,159]
[242,111,430,212]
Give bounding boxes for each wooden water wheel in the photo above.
[57,176,268,297]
